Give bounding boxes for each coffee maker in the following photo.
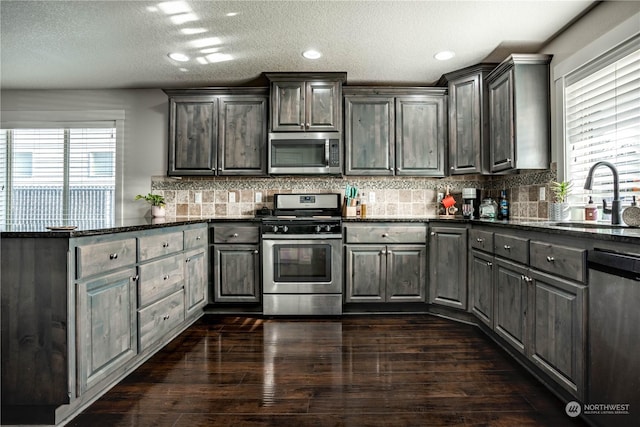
[462,188,481,219]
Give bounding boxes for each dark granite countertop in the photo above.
[0,216,260,238]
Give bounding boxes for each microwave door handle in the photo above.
[325,139,330,167]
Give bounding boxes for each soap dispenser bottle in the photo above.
[585,196,598,221]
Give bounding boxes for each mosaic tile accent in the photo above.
[150,165,558,220]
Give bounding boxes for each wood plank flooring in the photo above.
[69,315,588,426]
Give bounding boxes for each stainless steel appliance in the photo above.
[462,187,481,219]
[268,132,342,175]
[587,248,640,427]
[261,193,343,315]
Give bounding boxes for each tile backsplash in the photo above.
[151,166,557,220]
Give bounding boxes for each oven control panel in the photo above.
[261,221,341,235]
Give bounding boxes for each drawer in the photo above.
[138,231,184,261]
[76,238,136,279]
[184,227,206,250]
[469,229,494,253]
[213,225,259,244]
[530,241,586,283]
[138,253,184,307]
[138,288,185,351]
[494,233,529,264]
[345,225,426,244]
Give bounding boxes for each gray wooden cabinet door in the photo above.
[528,269,586,398]
[185,248,207,316]
[271,81,305,131]
[488,69,515,172]
[218,95,267,175]
[76,268,137,395]
[396,96,446,176]
[428,226,468,309]
[345,245,386,302]
[469,249,494,327]
[386,244,426,302]
[169,99,217,175]
[449,73,483,174]
[213,244,260,303]
[494,258,527,354]
[306,80,341,131]
[344,96,394,175]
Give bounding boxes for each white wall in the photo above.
[0,89,168,218]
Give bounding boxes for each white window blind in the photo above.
[1,124,116,229]
[565,35,640,207]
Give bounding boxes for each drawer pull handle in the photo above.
[162,242,169,248]
[163,274,170,280]
[163,315,170,320]
[546,256,555,262]
[196,236,201,240]
[504,245,511,250]
[382,233,389,237]
[476,238,484,243]
[232,233,239,238]
[109,253,118,260]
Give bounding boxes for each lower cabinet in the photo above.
[211,223,260,303]
[494,258,528,354]
[428,224,468,309]
[185,248,207,315]
[528,269,586,398]
[345,244,426,302]
[76,268,138,395]
[344,223,427,303]
[469,249,494,327]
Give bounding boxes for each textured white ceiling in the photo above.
[0,0,595,90]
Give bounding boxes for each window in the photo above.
[564,35,640,207]
[1,125,116,229]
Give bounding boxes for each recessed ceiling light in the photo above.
[226,12,238,17]
[303,50,322,60]
[168,52,189,62]
[434,50,455,61]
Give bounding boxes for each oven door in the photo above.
[262,236,342,294]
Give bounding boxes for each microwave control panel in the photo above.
[329,142,340,167]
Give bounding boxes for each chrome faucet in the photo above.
[583,161,621,225]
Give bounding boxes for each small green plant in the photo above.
[135,193,166,207]
[550,181,572,203]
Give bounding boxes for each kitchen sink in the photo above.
[549,221,630,229]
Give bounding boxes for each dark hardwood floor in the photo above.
[69,315,588,426]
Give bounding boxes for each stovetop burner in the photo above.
[260,193,342,235]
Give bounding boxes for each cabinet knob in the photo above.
[450,166,455,170]
[504,245,511,250]
[232,233,239,238]
[300,124,305,129]
[386,250,392,255]
[431,232,436,236]
[476,238,484,243]
[487,262,493,267]
[109,253,118,260]
[506,158,512,162]
[382,233,389,237]
[162,242,169,248]
[253,249,259,254]
[211,168,217,171]
[546,256,555,262]
[380,249,387,255]
[131,275,139,282]
[163,274,170,280]
[163,315,170,320]
[186,258,191,263]
[196,236,201,240]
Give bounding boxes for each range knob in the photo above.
[324,225,332,232]
[271,225,279,233]
[282,225,289,233]
[315,225,322,233]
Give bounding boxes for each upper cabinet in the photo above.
[485,54,552,173]
[266,72,346,132]
[440,64,497,175]
[164,88,268,176]
[344,87,447,176]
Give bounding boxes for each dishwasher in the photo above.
[587,248,640,427]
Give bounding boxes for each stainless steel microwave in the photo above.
[268,132,342,175]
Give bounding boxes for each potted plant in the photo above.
[135,193,166,217]
[549,181,572,221]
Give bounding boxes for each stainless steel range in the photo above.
[261,193,343,316]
